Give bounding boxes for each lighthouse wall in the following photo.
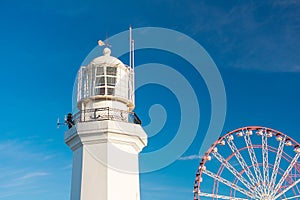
[65,121,147,200]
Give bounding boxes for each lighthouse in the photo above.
[64,32,148,200]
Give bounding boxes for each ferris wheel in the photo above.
[194,126,300,200]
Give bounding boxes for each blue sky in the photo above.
[0,0,299,199]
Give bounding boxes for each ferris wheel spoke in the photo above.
[198,191,248,200]
[269,135,286,193]
[202,169,255,198]
[243,132,264,187]
[280,194,300,200]
[212,151,254,192]
[272,153,300,196]
[226,137,258,187]
[296,184,300,194]
[274,178,300,199]
[262,131,270,193]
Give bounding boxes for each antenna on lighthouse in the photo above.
[129,26,135,69]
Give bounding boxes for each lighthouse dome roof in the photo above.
[90,47,125,68]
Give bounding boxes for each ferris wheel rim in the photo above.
[194,126,300,200]
[198,126,300,169]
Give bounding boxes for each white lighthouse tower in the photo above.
[64,32,148,200]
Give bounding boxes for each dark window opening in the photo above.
[95,77,105,86]
[96,67,104,75]
[106,77,116,86]
[95,87,105,95]
[106,67,117,76]
[107,88,115,95]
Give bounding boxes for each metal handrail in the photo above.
[73,107,142,125]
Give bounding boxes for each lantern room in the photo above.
[74,47,135,112]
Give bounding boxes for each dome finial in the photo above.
[103,47,111,56]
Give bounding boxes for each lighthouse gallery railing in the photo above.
[73,107,142,125]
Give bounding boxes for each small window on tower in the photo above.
[106,77,116,86]
[106,67,117,76]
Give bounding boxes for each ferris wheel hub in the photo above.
[260,194,274,200]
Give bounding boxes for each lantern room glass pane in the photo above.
[106,77,116,86]
[107,88,115,95]
[95,87,105,95]
[106,67,117,76]
[96,66,104,75]
[95,77,105,86]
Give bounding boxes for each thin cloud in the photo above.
[17,172,50,181]
[61,164,72,170]
[42,154,57,161]
[184,0,300,72]
[0,191,18,198]
[0,168,26,180]
[1,171,50,189]
[272,0,300,6]
[0,139,58,162]
[178,154,201,161]
[0,140,17,151]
